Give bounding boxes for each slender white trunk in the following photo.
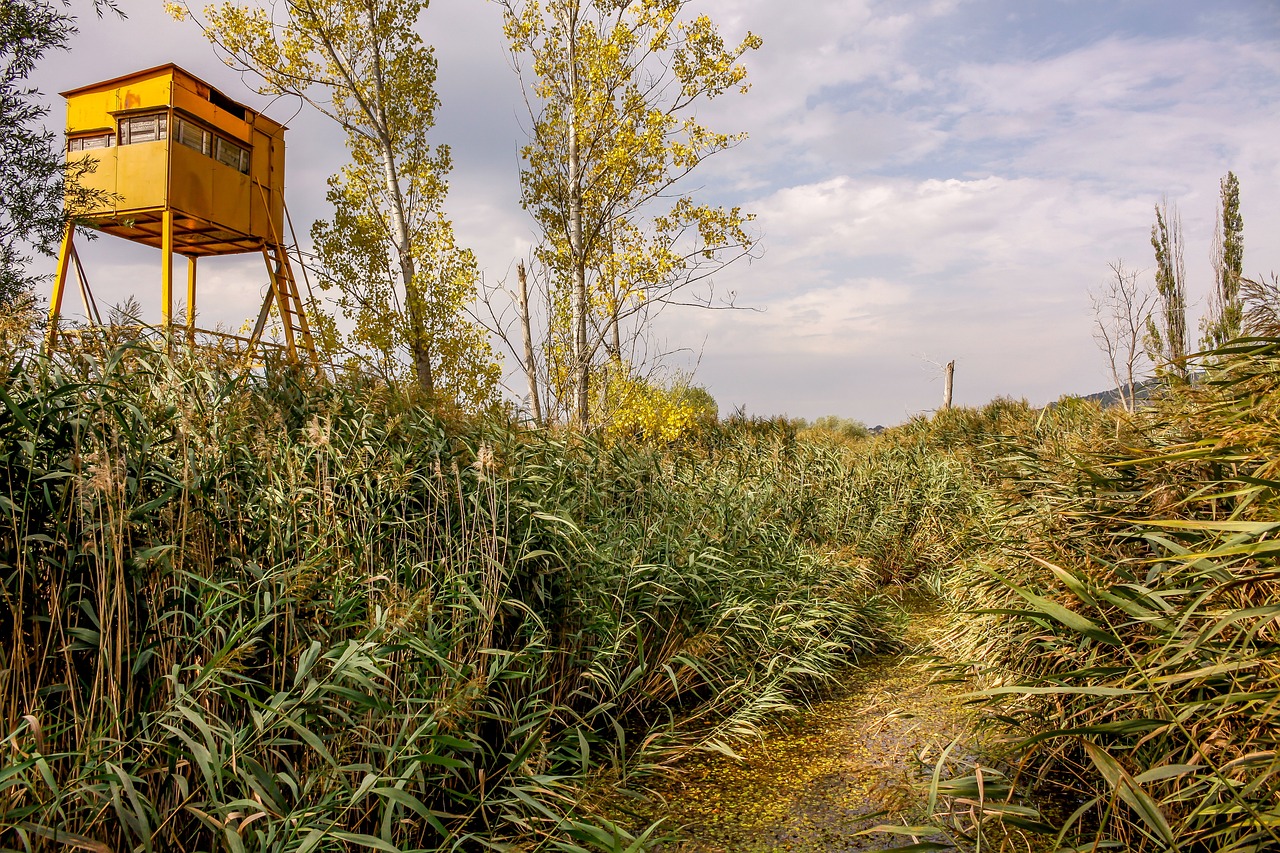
[566,1,588,428]
[517,261,542,426]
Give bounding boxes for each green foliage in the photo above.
[0,0,116,307]
[1148,200,1189,382]
[1,344,901,848]
[0,0,70,305]
[673,382,717,429]
[801,415,871,444]
[696,418,987,587]
[599,367,700,443]
[0,290,43,365]
[500,0,760,426]
[593,371,718,444]
[1203,171,1245,351]
[311,201,502,410]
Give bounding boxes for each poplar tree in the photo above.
[173,0,498,404]
[1147,199,1189,383]
[1202,171,1244,350]
[499,0,760,428]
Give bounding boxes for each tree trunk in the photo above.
[404,289,435,398]
[517,261,542,426]
[566,1,588,428]
[388,175,433,397]
[411,338,435,397]
[943,360,954,410]
[1123,361,1136,413]
[399,247,433,398]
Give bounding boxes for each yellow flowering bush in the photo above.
[601,368,715,444]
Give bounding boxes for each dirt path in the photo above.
[630,604,989,852]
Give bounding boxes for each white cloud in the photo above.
[692,278,914,356]
[755,174,1145,277]
[657,152,1280,423]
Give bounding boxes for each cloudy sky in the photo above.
[28,0,1280,425]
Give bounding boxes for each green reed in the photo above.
[1,344,908,851]
[922,344,1280,852]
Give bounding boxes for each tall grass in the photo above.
[1,344,916,850]
[926,344,1280,852]
[712,413,988,586]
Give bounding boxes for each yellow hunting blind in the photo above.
[48,64,318,367]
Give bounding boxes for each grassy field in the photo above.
[5,337,1278,851]
[0,344,979,851]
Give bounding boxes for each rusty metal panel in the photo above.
[173,85,252,144]
[65,88,118,135]
[115,73,174,113]
[63,67,176,127]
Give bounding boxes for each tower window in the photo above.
[175,116,252,175]
[119,113,168,145]
[68,133,114,151]
[214,136,251,174]
[176,118,212,156]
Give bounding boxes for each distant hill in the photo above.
[1072,377,1173,409]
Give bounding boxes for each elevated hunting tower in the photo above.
[48,64,318,366]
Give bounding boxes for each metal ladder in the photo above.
[248,183,321,370]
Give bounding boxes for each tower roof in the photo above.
[60,63,284,130]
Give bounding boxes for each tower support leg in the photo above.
[186,255,197,346]
[161,210,174,335]
[45,221,76,355]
